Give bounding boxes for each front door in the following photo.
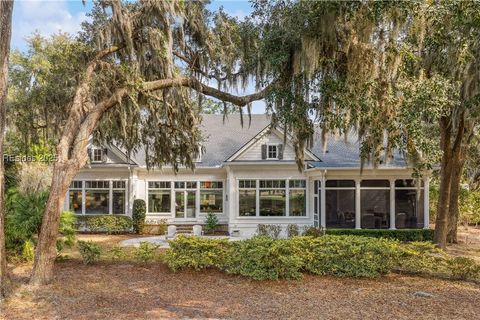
[175,190,196,219]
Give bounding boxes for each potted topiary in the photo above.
[204,212,219,235]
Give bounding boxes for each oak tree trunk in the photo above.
[0,0,14,299]
[446,148,466,244]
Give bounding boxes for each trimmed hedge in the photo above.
[325,228,434,241]
[76,215,133,234]
[132,199,146,234]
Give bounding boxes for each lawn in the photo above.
[2,230,480,320]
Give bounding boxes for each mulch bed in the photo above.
[2,260,479,320]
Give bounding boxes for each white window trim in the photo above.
[266,144,279,160]
[67,179,127,215]
[237,178,308,219]
[91,148,104,163]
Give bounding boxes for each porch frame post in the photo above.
[389,179,396,229]
[355,179,361,229]
[423,176,430,229]
[320,172,326,229]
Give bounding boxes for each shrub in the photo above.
[256,224,282,239]
[325,229,434,241]
[77,240,102,265]
[165,235,231,271]
[224,236,304,280]
[132,199,146,234]
[108,245,127,260]
[302,226,323,237]
[22,239,35,262]
[291,236,400,277]
[287,224,300,237]
[57,211,77,252]
[80,215,133,234]
[446,257,480,280]
[134,242,159,263]
[204,212,219,234]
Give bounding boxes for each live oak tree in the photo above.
[26,1,271,285]
[0,0,14,298]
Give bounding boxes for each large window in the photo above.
[326,180,355,228]
[360,180,390,229]
[395,179,424,228]
[69,181,82,214]
[239,180,256,216]
[112,181,126,215]
[289,180,306,216]
[148,181,171,213]
[200,181,223,213]
[85,181,110,214]
[238,179,306,217]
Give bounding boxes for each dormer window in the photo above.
[92,148,103,163]
[261,143,284,160]
[267,144,278,159]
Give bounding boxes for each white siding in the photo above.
[236,132,296,161]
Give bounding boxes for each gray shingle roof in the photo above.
[129,114,408,169]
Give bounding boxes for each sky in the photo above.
[11,0,266,113]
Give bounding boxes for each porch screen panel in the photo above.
[360,180,390,229]
[239,180,256,216]
[325,180,355,228]
[395,179,424,228]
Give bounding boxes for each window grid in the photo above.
[267,145,278,159]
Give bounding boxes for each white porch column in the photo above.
[320,173,326,228]
[226,166,236,232]
[423,177,430,229]
[355,179,361,229]
[389,179,396,229]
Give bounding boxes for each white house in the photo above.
[65,114,430,237]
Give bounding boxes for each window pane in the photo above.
[186,191,196,218]
[200,190,223,213]
[361,180,389,188]
[361,190,390,229]
[85,190,109,214]
[326,189,355,228]
[113,181,126,189]
[186,182,197,189]
[259,190,286,216]
[239,190,256,216]
[175,191,185,218]
[259,180,285,188]
[112,191,125,215]
[148,190,171,213]
[289,180,306,188]
[70,181,82,189]
[289,189,306,216]
[85,181,109,189]
[69,191,82,214]
[200,181,223,189]
[174,182,185,189]
[326,180,355,188]
[239,180,256,189]
[395,189,424,228]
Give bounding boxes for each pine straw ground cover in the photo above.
[1,231,480,320]
[1,261,479,320]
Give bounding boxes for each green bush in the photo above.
[225,236,304,280]
[292,236,400,277]
[204,212,219,234]
[287,224,300,237]
[256,224,282,239]
[108,245,127,260]
[79,215,133,234]
[132,199,146,234]
[446,256,480,280]
[22,239,35,262]
[302,226,324,237]
[5,189,76,256]
[134,241,159,263]
[165,235,231,271]
[325,228,434,241]
[77,240,102,265]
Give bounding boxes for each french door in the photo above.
[175,190,196,218]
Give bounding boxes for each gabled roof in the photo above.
[128,114,409,169]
